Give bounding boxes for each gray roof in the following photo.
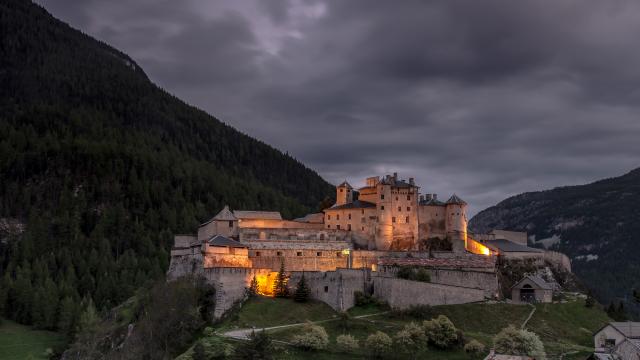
[233,210,282,220]
[446,194,467,205]
[483,239,543,253]
[512,275,553,290]
[200,205,237,225]
[610,322,640,338]
[420,198,445,206]
[327,200,376,210]
[337,181,353,189]
[208,235,247,248]
[293,213,324,223]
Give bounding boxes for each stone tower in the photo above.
[445,194,468,253]
[336,181,353,206]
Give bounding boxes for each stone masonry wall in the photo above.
[289,269,369,311]
[373,277,486,309]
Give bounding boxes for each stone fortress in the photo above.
[168,172,571,318]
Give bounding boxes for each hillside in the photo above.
[0,0,333,333]
[470,168,640,315]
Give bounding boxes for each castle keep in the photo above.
[168,173,569,318]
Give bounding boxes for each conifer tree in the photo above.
[273,261,289,298]
[634,289,640,304]
[249,275,259,297]
[294,273,310,302]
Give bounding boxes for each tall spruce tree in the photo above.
[294,273,310,302]
[273,261,289,298]
[249,275,259,297]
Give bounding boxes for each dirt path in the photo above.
[521,304,536,329]
[220,312,389,340]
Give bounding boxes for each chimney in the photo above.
[419,195,424,202]
[424,194,433,201]
[409,177,414,185]
[393,172,398,180]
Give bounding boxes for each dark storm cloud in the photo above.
[35,0,640,214]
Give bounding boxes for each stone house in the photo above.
[592,322,640,359]
[511,275,553,304]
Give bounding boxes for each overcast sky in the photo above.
[36,0,640,215]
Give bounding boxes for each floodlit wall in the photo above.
[289,269,369,311]
[373,277,485,309]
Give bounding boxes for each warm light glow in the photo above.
[466,238,492,256]
[341,249,351,255]
[253,272,277,296]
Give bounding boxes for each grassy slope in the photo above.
[0,319,66,360]
[213,297,610,359]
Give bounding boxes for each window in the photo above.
[381,206,384,210]
[324,286,329,293]
[605,339,616,348]
[347,224,351,231]
[328,214,331,220]
[255,251,261,257]
[277,251,282,256]
[297,251,303,256]
[337,225,341,230]
[320,234,325,240]
[407,195,411,200]
[361,209,364,214]
[396,196,399,201]
[398,206,401,211]
[337,214,340,220]
[340,188,343,192]
[361,217,365,223]
[406,217,410,223]
[392,217,396,223]
[336,252,342,257]
[381,194,384,200]
[317,251,322,256]
[327,225,330,229]
[348,213,351,220]
[407,207,410,211]
[361,226,364,231]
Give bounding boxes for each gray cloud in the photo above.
[35,0,640,215]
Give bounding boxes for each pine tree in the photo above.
[273,261,289,298]
[293,274,310,302]
[634,289,640,304]
[78,297,99,332]
[57,296,78,338]
[249,275,259,297]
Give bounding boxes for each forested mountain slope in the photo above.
[0,0,333,334]
[470,168,640,316]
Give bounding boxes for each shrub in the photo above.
[336,334,359,352]
[293,274,310,302]
[391,304,434,320]
[493,325,546,359]
[235,330,273,360]
[365,331,392,358]
[291,322,329,351]
[396,266,431,282]
[464,339,486,358]
[203,327,215,337]
[354,291,372,306]
[394,322,427,352]
[337,311,352,331]
[423,315,458,349]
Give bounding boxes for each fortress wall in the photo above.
[240,227,350,241]
[376,266,499,297]
[238,219,324,230]
[167,248,203,280]
[248,252,349,271]
[202,267,272,319]
[373,277,485,309]
[289,269,369,311]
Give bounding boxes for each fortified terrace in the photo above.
[168,173,572,319]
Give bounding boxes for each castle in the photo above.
[168,173,570,318]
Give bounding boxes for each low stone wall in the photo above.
[543,251,572,272]
[373,277,486,309]
[202,267,272,319]
[167,247,203,280]
[289,269,369,311]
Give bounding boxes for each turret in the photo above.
[445,194,468,252]
[336,181,353,206]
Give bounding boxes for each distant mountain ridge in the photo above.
[0,0,332,332]
[470,168,640,313]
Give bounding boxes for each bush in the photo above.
[354,291,372,306]
[493,325,546,359]
[394,322,427,352]
[391,304,434,320]
[336,334,359,352]
[464,339,486,358]
[290,322,329,351]
[396,266,431,282]
[422,315,458,349]
[235,330,273,360]
[365,331,392,358]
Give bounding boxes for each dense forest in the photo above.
[0,0,333,336]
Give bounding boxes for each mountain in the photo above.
[0,0,333,333]
[470,168,640,314]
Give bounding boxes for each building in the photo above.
[167,172,569,318]
[592,322,640,359]
[511,275,553,304]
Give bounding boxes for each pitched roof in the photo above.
[233,210,282,220]
[512,275,553,290]
[293,213,325,223]
[208,235,247,248]
[446,194,467,205]
[337,181,353,189]
[483,239,543,253]
[420,198,445,206]
[200,205,237,225]
[610,322,640,338]
[327,200,376,210]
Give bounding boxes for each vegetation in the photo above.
[464,339,485,358]
[291,322,329,351]
[248,276,259,298]
[493,325,546,359]
[234,330,274,360]
[0,318,66,359]
[365,331,392,358]
[335,334,359,352]
[395,266,431,282]
[293,274,311,302]
[423,315,459,349]
[273,262,289,298]
[0,0,333,334]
